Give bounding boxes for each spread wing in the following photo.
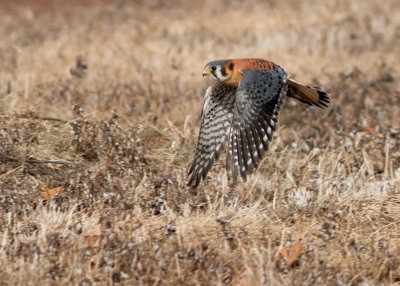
[188,82,237,187]
[227,68,288,182]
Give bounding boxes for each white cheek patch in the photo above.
[215,68,229,81]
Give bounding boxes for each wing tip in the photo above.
[187,172,200,188]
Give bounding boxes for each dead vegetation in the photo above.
[0,0,400,285]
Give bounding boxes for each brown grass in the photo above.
[1,0,400,285]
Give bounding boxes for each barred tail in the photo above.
[287,79,329,108]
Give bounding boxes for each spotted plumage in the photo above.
[188,58,330,188]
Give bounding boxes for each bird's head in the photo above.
[202,59,235,82]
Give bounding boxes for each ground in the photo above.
[0,0,400,285]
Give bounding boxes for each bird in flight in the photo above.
[188,58,330,188]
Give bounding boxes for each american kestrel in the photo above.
[188,58,329,188]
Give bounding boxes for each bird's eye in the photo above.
[209,66,216,72]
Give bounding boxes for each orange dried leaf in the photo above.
[277,240,304,268]
[39,186,63,201]
[84,235,102,248]
[366,124,375,133]
[106,101,115,110]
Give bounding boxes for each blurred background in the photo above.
[1,0,399,121]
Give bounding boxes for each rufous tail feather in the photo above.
[287,79,329,108]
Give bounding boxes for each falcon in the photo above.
[188,58,329,188]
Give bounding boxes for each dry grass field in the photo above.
[1,0,400,285]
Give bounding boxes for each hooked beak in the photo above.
[202,70,210,77]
